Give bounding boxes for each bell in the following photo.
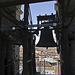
[36,27,57,48]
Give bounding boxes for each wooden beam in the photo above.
[64,0,71,17]
[67,17,74,28]
[67,11,75,17]
[0,7,21,27]
[0,0,55,7]
[65,0,71,13]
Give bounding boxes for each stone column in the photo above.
[28,35,33,75]
[22,3,29,75]
[0,33,7,75]
[22,31,29,75]
[68,31,75,75]
[32,36,36,75]
[60,29,70,75]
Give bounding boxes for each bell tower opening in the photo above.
[35,12,60,75]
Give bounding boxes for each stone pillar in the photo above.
[60,28,75,75]
[22,31,34,75]
[32,36,36,75]
[23,35,28,75]
[4,37,15,75]
[68,31,75,75]
[0,33,7,75]
[22,3,29,75]
[5,37,12,75]
[14,45,20,75]
[21,30,29,75]
[60,29,69,75]
[28,35,33,75]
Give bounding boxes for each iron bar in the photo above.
[26,23,61,27]
[28,28,56,31]
[44,60,45,75]
[0,27,59,33]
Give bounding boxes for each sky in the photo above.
[20,1,56,44]
[21,1,56,24]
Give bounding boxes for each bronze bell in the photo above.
[36,27,57,48]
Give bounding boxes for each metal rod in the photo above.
[44,60,45,75]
